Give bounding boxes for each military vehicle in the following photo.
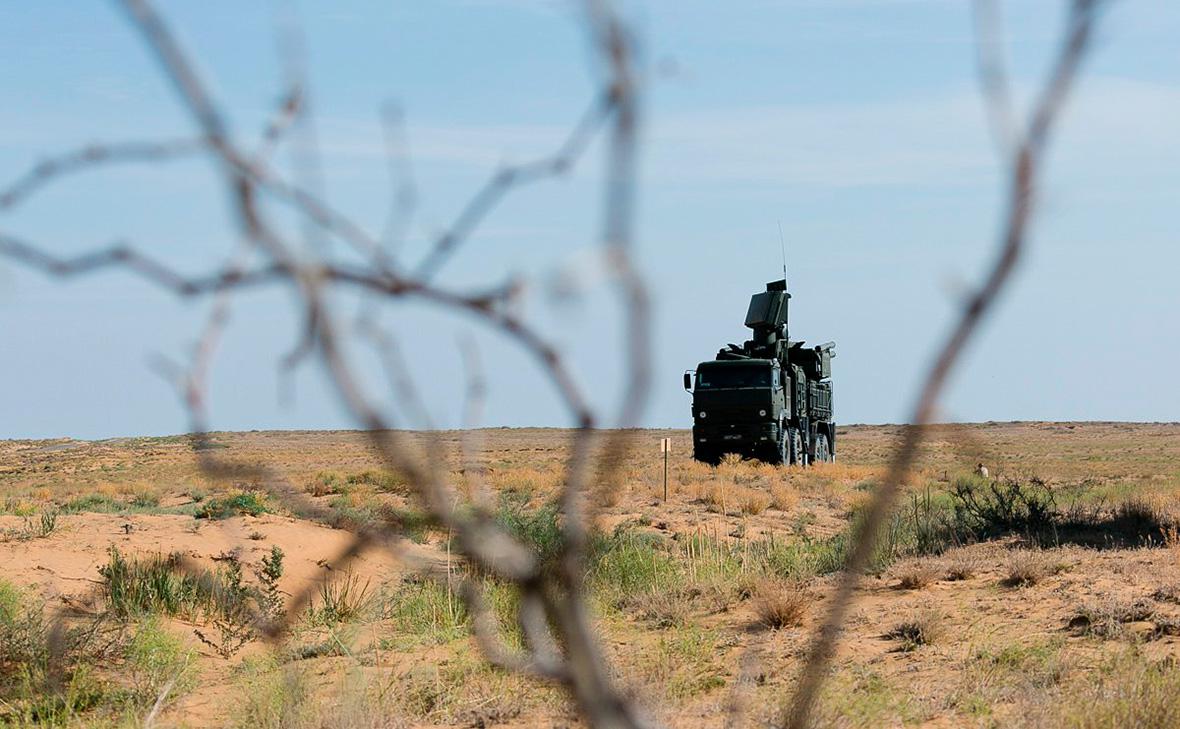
[683,279,835,465]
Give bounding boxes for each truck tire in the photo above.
[770,428,788,466]
[813,433,831,463]
[788,428,804,465]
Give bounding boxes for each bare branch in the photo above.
[783,3,1106,727]
[0,139,202,212]
[972,0,1018,158]
[413,90,614,281]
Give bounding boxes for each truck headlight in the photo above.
[759,409,767,417]
[698,411,706,419]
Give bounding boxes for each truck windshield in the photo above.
[697,366,771,389]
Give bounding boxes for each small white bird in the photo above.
[975,463,989,479]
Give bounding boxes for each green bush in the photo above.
[195,491,269,520]
[496,497,563,573]
[950,474,1056,539]
[382,578,468,646]
[126,618,195,706]
[346,469,407,494]
[61,493,123,514]
[588,530,678,601]
[0,581,116,725]
[98,545,253,623]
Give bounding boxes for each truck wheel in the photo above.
[771,429,788,466]
[813,433,831,463]
[788,428,804,465]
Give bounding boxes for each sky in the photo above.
[0,0,1177,440]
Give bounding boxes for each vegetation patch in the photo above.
[195,491,269,520]
[751,578,810,629]
[885,609,945,652]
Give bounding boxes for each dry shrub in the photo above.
[885,609,945,651]
[630,588,693,629]
[306,471,342,497]
[893,560,939,590]
[1068,598,1154,639]
[488,466,564,499]
[1151,584,1180,605]
[735,487,770,516]
[700,484,728,515]
[676,460,715,487]
[718,454,761,485]
[814,479,850,510]
[1003,550,1066,587]
[942,550,983,581]
[752,579,810,630]
[770,482,799,512]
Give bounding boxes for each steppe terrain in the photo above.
[3,422,1180,728]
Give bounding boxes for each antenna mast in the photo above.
[777,220,788,287]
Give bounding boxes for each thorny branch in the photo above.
[784,2,1106,727]
[1,0,650,726]
[0,1,1111,727]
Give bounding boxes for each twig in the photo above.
[783,3,1106,727]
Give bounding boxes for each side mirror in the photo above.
[683,372,693,392]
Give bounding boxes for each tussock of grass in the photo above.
[893,560,940,590]
[308,571,373,626]
[1045,656,1180,729]
[126,618,196,707]
[885,609,945,651]
[1068,598,1154,639]
[1,510,58,542]
[751,579,809,629]
[770,482,799,512]
[735,487,771,515]
[632,625,727,700]
[101,547,229,619]
[60,493,124,514]
[589,530,677,601]
[942,550,983,581]
[1002,550,1067,587]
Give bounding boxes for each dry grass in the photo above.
[6,425,1180,727]
[1068,598,1154,639]
[751,579,810,630]
[884,609,945,651]
[770,482,799,512]
[1151,584,1180,605]
[698,484,729,514]
[735,487,771,516]
[630,588,693,629]
[1002,550,1067,587]
[893,560,940,590]
[942,550,983,581]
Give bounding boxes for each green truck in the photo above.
[683,279,835,465]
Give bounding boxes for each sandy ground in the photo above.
[2,423,1180,727]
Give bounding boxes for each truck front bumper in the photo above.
[693,422,779,455]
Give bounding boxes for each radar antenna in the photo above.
[777,220,788,287]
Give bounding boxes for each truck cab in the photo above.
[687,359,788,465]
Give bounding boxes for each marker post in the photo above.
[660,437,671,501]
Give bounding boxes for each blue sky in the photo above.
[0,1,1177,439]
